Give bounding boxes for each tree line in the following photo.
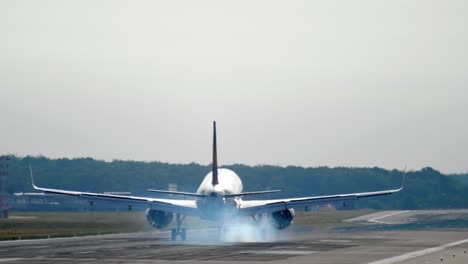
[5,155,468,210]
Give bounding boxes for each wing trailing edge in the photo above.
[238,172,408,215]
[147,189,205,198]
[29,165,200,216]
[223,190,282,198]
[147,188,281,198]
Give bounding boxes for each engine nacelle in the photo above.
[270,209,295,230]
[145,209,173,229]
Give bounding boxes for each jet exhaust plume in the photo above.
[221,217,277,242]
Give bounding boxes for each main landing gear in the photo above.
[171,213,187,241]
[252,213,268,241]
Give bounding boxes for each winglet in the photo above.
[212,121,219,186]
[400,169,408,191]
[29,164,38,189]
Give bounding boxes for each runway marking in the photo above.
[8,216,37,219]
[25,245,49,249]
[0,259,23,263]
[368,210,410,224]
[0,228,217,245]
[367,237,468,264]
[0,233,115,245]
[319,239,351,243]
[240,250,316,255]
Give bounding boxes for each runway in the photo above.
[1,210,468,263]
[1,228,468,263]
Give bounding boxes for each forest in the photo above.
[4,155,468,210]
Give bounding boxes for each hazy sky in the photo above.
[1,1,467,173]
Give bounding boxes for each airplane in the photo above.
[30,121,406,241]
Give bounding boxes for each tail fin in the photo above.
[212,121,219,185]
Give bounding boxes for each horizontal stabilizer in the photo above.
[147,189,205,198]
[147,189,281,198]
[223,190,281,198]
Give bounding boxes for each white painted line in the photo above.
[76,251,95,254]
[368,210,410,224]
[0,228,217,245]
[240,250,316,255]
[100,239,128,242]
[8,216,37,219]
[319,239,351,243]
[24,245,49,249]
[0,259,23,263]
[0,233,148,245]
[367,237,468,264]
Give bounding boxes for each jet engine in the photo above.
[270,209,295,230]
[145,209,173,229]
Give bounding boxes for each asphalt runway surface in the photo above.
[2,211,468,264]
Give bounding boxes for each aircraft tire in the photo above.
[171,228,177,240]
[181,228,187,241]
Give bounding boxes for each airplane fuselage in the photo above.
[195,168,243,220]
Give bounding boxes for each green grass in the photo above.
[0,209,372,240]
[0,211,152,240]
[293,209,374,228]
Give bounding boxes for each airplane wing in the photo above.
[238,175,407,216]
[29,166,200,216]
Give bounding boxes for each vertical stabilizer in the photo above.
[212,121,219,185]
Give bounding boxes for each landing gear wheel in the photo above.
[170,213,187,241]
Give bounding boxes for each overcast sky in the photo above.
[1,1,467,173]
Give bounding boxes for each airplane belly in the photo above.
[196,197,239,221]
[195,168,242,220]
